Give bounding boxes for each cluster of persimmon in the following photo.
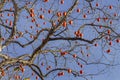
[30,8,35,18]
[13,32,23,39]
[77,62,84,68]
[14,75,21,80]
[29,8,37,23]
[2,12,14,27]
[19,64,25,73]
[58,69,83,77]
[58,71,64,76]
[1,69,5,76]
[57,69,72,77]
[60,19,73,27]
[31,72,38,80]
[46,66,52,70]
[57,11,67,17]
[30,35,37,40]
[55,11,74,27]
[103,17,108,22]
[60,51,68,56]
[74,30,83,38]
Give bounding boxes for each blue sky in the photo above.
[1,0,120,80]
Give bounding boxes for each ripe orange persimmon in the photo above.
[57,12,62,17]
[9,21,13,26]
[99,26,102,29]
[107,29,111,34]
[109,41,112,46]
[60,0,64,4]
[77,62,80,65]
[30,13,35,17]
[69,20,73,25]
[103,17,108,22]
[14,75,20,80]
[36,24,40,27]
[60,72,64,76]
[1,70,5,76]
[74,30,82,37]
[94,43,98,47]
[62,21,67,27]
[48,9,52,14]
[109,5,113,9]
[39,15,44,19]
[116,39,120,43]
[83,14,87,18]
[86,54,90,57]
[96,18,100,22]
[31,18,35,22]
[77,8,80,13]
[32,72,34,76]
[106,49,111,53]
[46,67,49,70]
[36,76,38,80]
[63,12,67,16]
[110,21,112,24]
[114,13,117,17]
[7,13,10,16]
[44,0,49,2]
[1,37,5,41]
[58,73,61,76]
[87,10,90,13]
[96,3,99,7]
[80,64,83,68]
[61,51,67,56]
[67,69,72,73]
[80,70,83,74]
[79,33,83,38]
[30,8,34,13]
[20,67,25,73]
[73,54,77,58]
[41,62,44,66]
[58,72,64,76]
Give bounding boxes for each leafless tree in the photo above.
[0,0,120,80]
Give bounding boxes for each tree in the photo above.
[0,0,120,80]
